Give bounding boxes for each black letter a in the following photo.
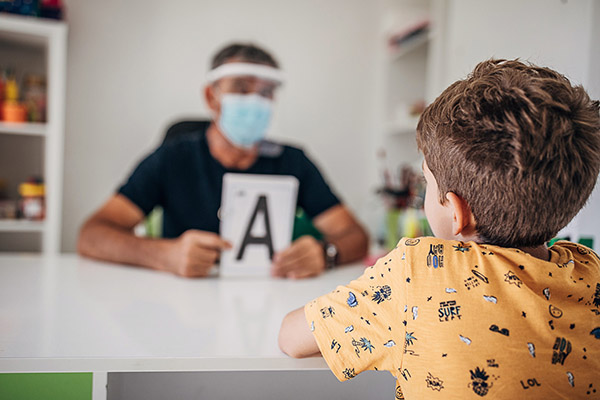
[236,195,274,260]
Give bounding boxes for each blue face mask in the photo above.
[218,93,273,148]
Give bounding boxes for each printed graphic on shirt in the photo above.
[439,300,462,322]
[304,239,600,399]
[425,372,444,391]
[427,244,444,268]
[468,367,493,397]
[552,337,572,365]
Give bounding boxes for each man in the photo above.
[78,43,369,279]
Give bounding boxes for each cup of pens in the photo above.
[377,164,431,249]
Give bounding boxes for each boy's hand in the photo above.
[165,230,231,277]
[271,235,326,279]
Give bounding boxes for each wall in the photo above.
[60,0,380,251]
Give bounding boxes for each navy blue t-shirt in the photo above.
[118,133,340,238]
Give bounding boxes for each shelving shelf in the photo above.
[0,121,47,136]
[0,219,45,232]
[389,32,430,60]
[0,13,67,253]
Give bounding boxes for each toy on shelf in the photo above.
[376,150,431,250]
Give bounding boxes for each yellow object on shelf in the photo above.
[19,182,45,197]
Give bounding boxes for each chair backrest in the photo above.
[163,120,211,144]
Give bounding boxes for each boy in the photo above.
[278,59,600,398]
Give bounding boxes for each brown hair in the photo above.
[417,59,600,247]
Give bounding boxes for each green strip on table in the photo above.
[0,373,92,400]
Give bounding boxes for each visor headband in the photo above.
[206,62,284,84]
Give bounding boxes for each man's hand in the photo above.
[271,235,325,279]
[165,230,231,278]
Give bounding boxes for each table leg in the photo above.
[92,371,108,400]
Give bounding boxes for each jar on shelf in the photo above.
[18,178,45,220]
[2,70,26,123]
[23,74,47,123]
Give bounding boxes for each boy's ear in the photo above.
[445,192,478,237]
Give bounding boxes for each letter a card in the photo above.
[219,173,299,277]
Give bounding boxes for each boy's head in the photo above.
[417,59,600,248]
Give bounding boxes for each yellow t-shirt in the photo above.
[305,238,600,399]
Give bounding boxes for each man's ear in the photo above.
[204,85,219,114]
[445,192,477,237]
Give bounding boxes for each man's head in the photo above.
[417,59,600,248]
[205,43,283,149]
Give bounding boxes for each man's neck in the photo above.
[206,122,258,170]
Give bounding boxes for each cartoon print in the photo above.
[453,242,471,253]
[566,372,574,387]
[549,305,563,318]
[590,327,600,339]
[520,378,541,389]
[469,367,493,397]
[557,260,574,268]
[587,384,597,395]
[552,337,572,365]
[427,244,444,268]
[425,372,444,391]
[459,335,472,345]
[472,269,490,284]
[395,385,405,399]
[405,238,420,246]
[592,283,600,308]
[439,300,462,322]
[412,306,418,320]
[464,275,480,290]
[320,306,335,318]
[399,368,411,381]
[483,295,497,304]
[487,359,499,368]
[342,368,356,379]
[331,339,341,353]
[527,342,536,358]
[351,337,375,357]
[347,291,358,307]
[384,340,396,348]
[577,246,591,255]
[405,332,417,346]
[489,324,509,336]
[543,287,551,300]
[372,285,392,304]
[504,271,523,288]
[344,325,354,333]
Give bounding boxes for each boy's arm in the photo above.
[279,307,321,358]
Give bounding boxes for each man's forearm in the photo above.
[77,219,171,271]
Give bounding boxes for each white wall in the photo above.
[60,0,600,251]
[61,0,381,251]
[430,0,600,244]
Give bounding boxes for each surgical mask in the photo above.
[218,93,273,148]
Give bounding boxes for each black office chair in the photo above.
[162,119,211,144]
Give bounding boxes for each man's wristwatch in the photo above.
[322,241,339,270]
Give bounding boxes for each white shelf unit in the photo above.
[0,14,67,254]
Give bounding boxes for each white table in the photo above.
[0,254,376,399]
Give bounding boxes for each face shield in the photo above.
[207,63,284,148]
